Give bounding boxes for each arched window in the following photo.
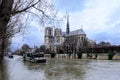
[49,29,52,36]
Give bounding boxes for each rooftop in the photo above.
[62,28,86,36]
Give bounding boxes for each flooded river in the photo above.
[0,55,120,80]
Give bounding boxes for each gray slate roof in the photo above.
[62,28,86,36]
[69,29,86,36]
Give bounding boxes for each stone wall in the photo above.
[44,53,120,60]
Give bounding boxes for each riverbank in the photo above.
[44,53,120,60]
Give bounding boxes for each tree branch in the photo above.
[10,0,41,16]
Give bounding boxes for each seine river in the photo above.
[0,55,120,80]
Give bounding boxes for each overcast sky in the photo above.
[11,0,120,51]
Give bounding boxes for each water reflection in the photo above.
[24,61,46,71]
[45,59,88,80]
[1,55,120,80]
[6,56,46,80]
[84,60,120,80]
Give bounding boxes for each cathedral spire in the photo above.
[66,14,70,35]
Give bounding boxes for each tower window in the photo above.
[49,29,52,36]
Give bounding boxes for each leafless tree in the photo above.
[63,35,89,54]
[21,44,30,52]
[0,0,57,61]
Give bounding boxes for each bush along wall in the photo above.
[108,51,116,60]
[50,52,56,58]
[95,53,98,59]
[77,52,82,59]
[87,53,89,58]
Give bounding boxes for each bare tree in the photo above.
[0,0,57,61]
[21,44,30,52]
[39,45,46,52]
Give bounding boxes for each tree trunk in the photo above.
[0,38,6,61]
[0,0,14,62]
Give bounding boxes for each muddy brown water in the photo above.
[0,55,120,80]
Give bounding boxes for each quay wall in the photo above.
[44,53,120,60]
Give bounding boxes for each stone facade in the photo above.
[44,27,54,51]
[44,17,95,53]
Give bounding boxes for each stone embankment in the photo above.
[44,53,120,60]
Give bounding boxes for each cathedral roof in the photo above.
[69,28,86,36]
[62,28,86,37]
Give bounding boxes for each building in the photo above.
[44,16,95,53]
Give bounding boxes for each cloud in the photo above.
[56,0,120,45]
[11,21,44,51]
[55,0,85,12]
[11,0,120,51]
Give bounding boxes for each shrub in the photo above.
[77,52,82,59]
[95,53,98,59]
[50,52,56,58]
[87,53,89,58]
[108,51,116,60]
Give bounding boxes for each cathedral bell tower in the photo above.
[44,27,54,51]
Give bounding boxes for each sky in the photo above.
[11,0,120,51]
[55,0,120,44]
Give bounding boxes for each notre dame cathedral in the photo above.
[44,16,95,53]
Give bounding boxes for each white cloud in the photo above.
[58,0,120,44]
[11,21,44,51]
[11,0,120,51]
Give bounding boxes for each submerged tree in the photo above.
[0,0,57,61]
